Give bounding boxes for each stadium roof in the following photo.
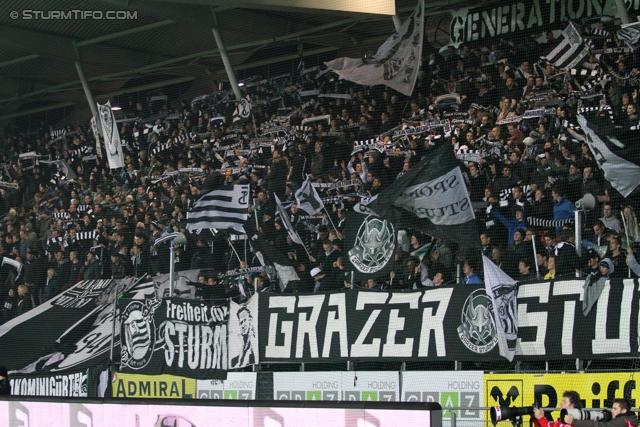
[0,0,491,127]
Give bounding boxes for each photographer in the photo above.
[568,399,637,427]
[533,390,582,427]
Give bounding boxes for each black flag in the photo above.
[344,208,397,285]
[577,107,640,197]
[364,144,480,260]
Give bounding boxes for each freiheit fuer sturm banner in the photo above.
[120,298,228,379]
[258,279,639,362]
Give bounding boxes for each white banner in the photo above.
[228,296,259,369]
[97,101,124,169]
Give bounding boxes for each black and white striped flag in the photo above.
[617,22,640,51]
[542,23,590,70]
[185,185,249,233]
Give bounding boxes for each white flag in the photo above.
[482,254,518,362]
[294,177,324,215]
[274,194,303,245]
[324,0,424,96]
[97,101,124,169]
[233,96,252,123]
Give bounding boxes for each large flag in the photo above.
[324,0,424,96]
[233,96,252,123]
[97,101,125,169]
[345,204,397,284]
[363,144,480,260]
[185,185,249,233]
[274,193,304,245]
[249,234,300,292]
[541,23,590,70]
[294,177,324,215]
[482,254,518,362]
[577,109,640,197]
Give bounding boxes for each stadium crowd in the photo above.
[1,17,640,318]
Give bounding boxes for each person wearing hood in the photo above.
[583,258,614,316]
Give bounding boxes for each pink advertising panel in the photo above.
[1,400,437,427]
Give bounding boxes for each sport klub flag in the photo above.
[482,254,518,362]
[324,0,424,96]
[97,100,125,169]
[541,22,590,70]
[233,96,252,123]
[294,177,324,215]
[364,143,480,260]
[185,184,250,233]
[577,107,640,197]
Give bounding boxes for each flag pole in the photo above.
[323,207,339,232]
[228,238,243,266]
[532,233,540,279]
[253,198,259,231]
[244,234,248,266]
[621,206,632,278]
[300,240,312,259]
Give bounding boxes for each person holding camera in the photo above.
[533,390,582,427]
[567,399,637,427]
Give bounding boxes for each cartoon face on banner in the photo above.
[121,300,161,370]
[348,216,395,274]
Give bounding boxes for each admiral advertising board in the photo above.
[112,372,256,399]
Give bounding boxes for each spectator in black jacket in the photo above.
[42,268,60,302]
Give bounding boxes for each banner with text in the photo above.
[10,370,89,397]
[258,279,639,362]
[448,0,639,46]
[119,298,228,379]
